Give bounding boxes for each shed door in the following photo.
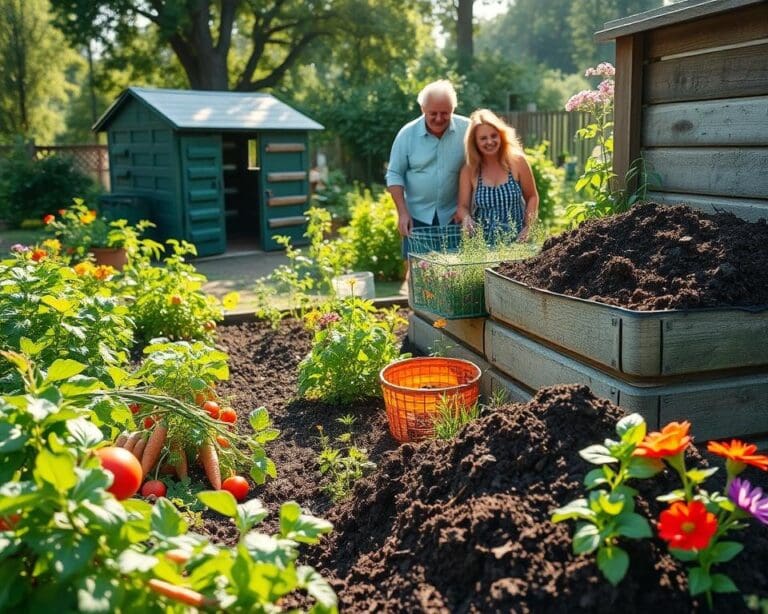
[180,135,226,256]
[259,134,310,251]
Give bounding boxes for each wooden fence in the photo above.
[0,144,110,190]
[498,110,592,169]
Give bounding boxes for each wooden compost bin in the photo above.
[484,270,768,441]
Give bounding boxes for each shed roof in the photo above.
[595,0,763,42]
[93,87,324,132]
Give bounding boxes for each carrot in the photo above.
[115,432,128,447]
[164,549,190,565]
[141,423,168,476]
[123,431,142,453]
[132,434,148,461]
[199,441,221,489]
[170,441,188,480]
[147,578,216,608]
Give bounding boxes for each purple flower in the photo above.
[417,260,430,270]
[10,243,29,253]
[729,477,768,525]
[317,312,341,330]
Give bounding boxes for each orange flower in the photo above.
[707,439,768,472]
[79,210,97,225]
[30,249,47,262]
[57,209,66,215]
[92,265,116,280]
[433,318,447,329]
[73,262,94,276]
[658,500,717,551]
[43,214,55,224]
[633,421,691,458]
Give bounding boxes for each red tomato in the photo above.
[203,321,216,331]
[143,416,155,429]
[202,400,220,419]
[215,435,230,448]
[219,408,237,424]
[222,476,249,501]
[129,403,140,415]
[141,480,167,498]
[96,447,142,500]
[170,295,183,305]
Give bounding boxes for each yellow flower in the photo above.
[73,262,95,276]
[42,238,61,252]
[79,210,97,225]
[92,265,116,280]
[433,318,447,329]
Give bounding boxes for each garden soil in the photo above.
[212,320,768,613]
[495,202,768,310]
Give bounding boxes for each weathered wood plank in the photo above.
[643,97,768,147]
[659,376,768,440]
[613,34,644,191]
[645,2,768,58]
[482,368,532,405]
[620,317,662,376]
[412,308,485,355]
[486,270,624,372]
[267,195,307,207]
[484,321,659,426]
[265,143,305,153]
[643,148,768,199]
[267,215,306,228]
[660,310,768,375]
[647,192,768,222]
[267,171,307,182]
[644,43,768,104]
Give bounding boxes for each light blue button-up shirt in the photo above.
[385,114,470,225]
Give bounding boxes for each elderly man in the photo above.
[385,80,470,259]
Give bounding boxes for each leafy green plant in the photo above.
[525,141,565,229]
[551,413,658,586]
[432,395,483,440]
[315,415,376,501]
[0,251,134,392]
[0,352,336,613]
[126,239,236,343]
[298,298,407,405]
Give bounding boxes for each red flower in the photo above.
[658,500,717,551]
[30,249,47,262]
[633,421,691,458]
[707,439,768,472]
[42,214,55,224]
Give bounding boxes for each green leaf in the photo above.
[117,550,158,574]
[597,546,629,586]
[657,490,686,503]
[35,449,76,492]
[579,444,616,465]
[242,532,297,567]
[597,491,625,516]
[236,498,269,534]
[0,423,27,454]
[710,573,739,593]
[26,398,58,421]
[583,468,609,489]
[198,490,238,518]
[50,535,97,580]
[573,523,600,554]
[356,349,369,362]
[626,456,664,479]
[45,359,86,382]
[710,541,743,563]
[551,499,597,523]
[615,512,652,539]
[669,547,699,562]
[297,565,338,609]
[77,575,123,613]
[688,566,711,596]
[59,376,102,397]
[151,498,187,538]
[19,336,48,357]
[279,501,333,544]
[67,418,103,448]
[685,467,719,484]
[615,413,646,444]
[41,296,75,313]
[70,467,110,503]
[249,406,270,431]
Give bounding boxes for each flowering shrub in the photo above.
[553,415,768,607]
[564,62,650,224]
[298,298,407,405]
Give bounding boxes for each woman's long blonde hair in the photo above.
[464,109,524,183]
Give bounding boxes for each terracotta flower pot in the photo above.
[89,247,128,271]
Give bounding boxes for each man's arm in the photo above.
[388,185,412,237]
[385,127,413,237]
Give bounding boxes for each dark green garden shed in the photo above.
[93,87,324,255]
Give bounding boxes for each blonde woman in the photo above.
[456,109,539,241]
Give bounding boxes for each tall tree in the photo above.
[49,0,347,91]
[0,0,81,143]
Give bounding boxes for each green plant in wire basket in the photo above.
[410,226,538,319]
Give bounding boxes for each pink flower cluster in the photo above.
[565,88,612,112]
[585,62,615,78]
[317,312,341,330]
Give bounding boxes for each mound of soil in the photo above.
[315,384,768,612]
[496,202,768,310]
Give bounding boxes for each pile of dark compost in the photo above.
[495,202,768,310]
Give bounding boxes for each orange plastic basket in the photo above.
[379,357,481,443]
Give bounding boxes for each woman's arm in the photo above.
[514,154,539,241]
[454,165,474,227]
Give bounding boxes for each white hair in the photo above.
[417,80,457,110]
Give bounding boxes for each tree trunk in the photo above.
[456,0,474,75]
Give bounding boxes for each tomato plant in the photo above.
[222,476,250,501]
[220,407,237,423]
[96,446,143,500]
[202,400,220,419]
[143,416,155,429]
[141,479,167,498]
